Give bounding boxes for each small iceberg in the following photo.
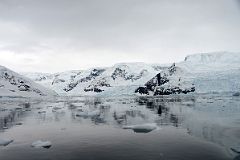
[0,138,14,146]
[52,107,64,113]
[123,123,159,133]
[15,122,23,125]
[76,110,100,118]
[52,107,62,110]
[38,110,46,114]
[31,140,52,149]
[233,92,240,97]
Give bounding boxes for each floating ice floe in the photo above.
[31,140,52,149]
[38,110,46,114]
[0,138,14,146]
[123,123,159,133]
[15,122,23,125]
[15,107,23,110]
[233,92,240,97]
[52,107,62,110]
[52,107,64,113]
[76,110,100,118]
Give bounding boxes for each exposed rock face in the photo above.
[111,66,148,82]
[135,64,195,95]
[84,87,104,93]
[135,86,149,95]
[154,86,195,95]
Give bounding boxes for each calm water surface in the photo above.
[0,95,240,160]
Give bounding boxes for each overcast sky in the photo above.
[0,0,240,73]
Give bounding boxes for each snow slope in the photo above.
[0,66,57,97]
[22,52,240,96]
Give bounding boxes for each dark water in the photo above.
[0,95,240,160]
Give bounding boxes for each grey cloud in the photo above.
[0,0,239,72]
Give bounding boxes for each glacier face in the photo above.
[0,66,57,97]
[184,51,240,64]
[21,52,240,96]
[179,52,240,93]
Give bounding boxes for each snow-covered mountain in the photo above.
[23,63,161,96]
[22,52,240,96]
[0,66,57,97]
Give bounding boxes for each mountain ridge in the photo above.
[20,51,240,96]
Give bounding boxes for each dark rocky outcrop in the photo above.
[154,86,195,95]
[135,86,149,95]
[135,63,195,95]
[84,87,104,93]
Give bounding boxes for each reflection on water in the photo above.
[0,95,240,160]
[0,102,32,131]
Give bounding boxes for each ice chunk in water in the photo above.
[31,140,52,149]
[38,110,46,114]
[123,123,159,133]
[233,92,240,97]
[0,138,13,146]
[76,110,100,118]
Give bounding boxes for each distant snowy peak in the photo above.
[0,66,57,97]
[184,51,240,64]
[23,70,82,83]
